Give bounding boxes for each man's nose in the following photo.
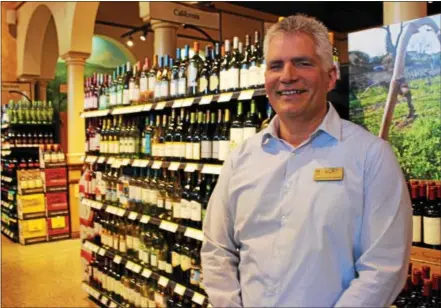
[280,63,298,83]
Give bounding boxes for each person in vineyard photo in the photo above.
[201,14,412,308]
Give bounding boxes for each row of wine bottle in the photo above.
[2,100,54,125]
[410,182,441,250]
[83,31,265,111]
[85,101,273,161]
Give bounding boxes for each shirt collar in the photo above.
[261,102,342,147]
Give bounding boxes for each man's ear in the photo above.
[327,66,337,92]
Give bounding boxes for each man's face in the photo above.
[264,32,336,121]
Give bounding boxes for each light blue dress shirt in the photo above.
[201,103,412,307]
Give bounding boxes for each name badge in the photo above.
[314,168,344,181]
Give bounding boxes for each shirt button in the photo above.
[281,216,287,226]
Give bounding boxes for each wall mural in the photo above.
[349,14,441,180]
[47,35,136,112]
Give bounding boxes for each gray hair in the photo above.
[263,14,333,70]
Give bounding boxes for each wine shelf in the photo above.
[83,240,210,307]
[82,155,223,176]
[80,88,267,118]
[1,143,58,149]
[81,198,204,242]
[82,281,119,308]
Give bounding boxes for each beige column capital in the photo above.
[61,51,90,66]
[150,20,180,57]
[383,2,427,25]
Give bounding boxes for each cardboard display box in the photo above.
[44,168,67,187]
[17,193,46,219]
[19,217,47,240]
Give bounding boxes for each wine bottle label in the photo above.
[113,236,119,250]
[129,185,137,201]
[192,142,201,160]
[148,189,156,205]
[165,142,172,157]
[135,186,142,202]
[157,144,165,158]
[148,77,156,93]
[177,143,186,158]
[209,75,219,92]
[132,88,140,102]
[151,253,158,267]
[157,198,164,208]
[230,128,244,151]
[191,201,202,222]
[172,251,181,267]
[129,81,136,100]
[243,127,257,141]
[123,89,130,105]
[412,215,422,242]
[178,78,187,96]
[173,201,181,219]
[187,64,198,87]
[120,238,127,253]
[185,143,193,160]
[84,141,89,153]
[158,260,166,271]
[248,65,259,88]
[166,263,173,274]
[133,237,140,251]
[218,140,229,161]
[201,140,212,159]
[258,63,267,85]
[161,81,169,98]
[141,188,149,203]
[110,93,116,106]
[144,135,152,155]
[154,293,165,307]
[240,68,249,89]
[199,76,208,93]
[141,296,149,308]
[140,77,148,93]
[181,199,192,219]
[148,299,156,308]
[114,142,120,154]
[165,199,173,210]
[170,80,179,97]
[423,217,441,245]
[154,83,161,99]
[135,292,142,308]
[126,235,134,249]
[180,255,192,271]
[190,267,201,285]
[229,68,240,89]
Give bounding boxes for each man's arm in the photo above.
[201,154,242,307]
[334,140,412,307]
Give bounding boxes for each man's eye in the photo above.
[297,61,312,67]
[270,64,282,70]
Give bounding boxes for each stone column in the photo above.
[150,20,180,57]
[61,51,89,239]
[37,79,50,101]
[383,2,427,25]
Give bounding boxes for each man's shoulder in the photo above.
[341,119,388,148]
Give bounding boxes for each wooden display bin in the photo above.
[410,246,441,275]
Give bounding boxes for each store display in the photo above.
[3,99,54,126]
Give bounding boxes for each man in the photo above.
[201,14,412,307]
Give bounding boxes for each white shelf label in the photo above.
[140,215,150,224]
[98,248,107,256]
[100,296,109,305]
[152,161,163,169]
[126,261,135,270]
[174,284,186,296]
[184,163,197,173]
[182,98,194,107]
[158,276,169,287]
[172,99,184,108]
[155,102,166,110]
[128,212,138,220]
[132,263,142,273]
[113,255,122,264]
[143,104,153,111]
[109,302,118,308]
[141,268,152,278]
[217,92,233,103]
[132,159,141,167]
[192,292,205,305]
[107,157,115,165]
[168,162,180,171]
[121,158,131,166]
[116,208,126,217]
[159,221,179,233]
[238,89,254,100]
[184,228,204,242]
[139,160,150,167]
[97,157,106,164]
[199,95,213,105]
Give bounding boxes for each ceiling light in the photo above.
[126,37,134,47]
[140,34,146,41]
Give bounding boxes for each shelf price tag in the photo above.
[217,92,233,103]
[168,162,180,171]
[158,276,169,287]
[128,212,138,220]
[192,292,205,305]
[109,302,118,308]
[97,157,106,164]
[174,284,186,296]
[199,95,213,105]
[159,221,179,233]
[80,156,86,163]
[98,248,107,256]
[143,104,153,111]
[141,268,152,278]
[182,98,194,107]
[126,261,135,270]
[155,102,166,110]
[139,160,149,167]
[140,215,150,224]
[107,157,115,165]
[132,263,142,273]
[238,89,254,100]
[132,159,141,167]
[172,99,183,108]
[100,296,109,305]
[184,163,198,173]
[116,208,126,217]
[94,201,104,210]
[185,228,204,242]
[152,161,163,169]
[121,158,131,166]
[113,255,122,264]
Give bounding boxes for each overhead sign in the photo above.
[140,2,220,30]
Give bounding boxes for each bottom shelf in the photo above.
[18,233,71,245]
[82,282,119,308]
[1,226,18,242]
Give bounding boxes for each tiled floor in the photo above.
[1,235,96,308]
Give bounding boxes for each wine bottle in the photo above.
[170,50,180,98]
[230,102,244,151]
[412,184,423,247]
[140,57,149,102]
[154,56,163,101]
[192,111,203,162]
[178,45,189,98]
[201,110,212,162]
[198,45,211,96]
[243,100,259,141]
[148,56,158,102]
[212,109,222,162]
[229,36,241,91]
[185,112,195,161]
[190,172,203,230]
[220,40,231,92]
[240,34,251,90]
[187,42,203,97]
[219,109,231,162]
[173,109,186,161]
[209,43,220,94]
[423,186,441,250]
[161,55,171,101]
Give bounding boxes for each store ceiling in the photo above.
[230,1,441,33]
